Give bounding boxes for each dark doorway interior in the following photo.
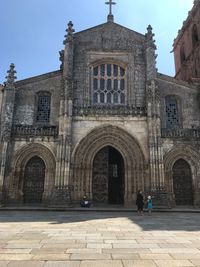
[92,146,124,205]
[23,156,45,203]
[173,159,193,206]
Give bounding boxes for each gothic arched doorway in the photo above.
[92,146,124,205]
[23,156,45,203]
[173,159,193,205]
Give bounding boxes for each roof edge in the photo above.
[15,70,62,86]
[157,72,198,89]
[74,21,146,39]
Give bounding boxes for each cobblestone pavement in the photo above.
[0,211,200,266]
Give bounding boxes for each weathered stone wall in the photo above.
[14,72,61,126]
[157,74,200,207]
[157,74,200,129]
[73,23,146,107]
[4,139,57,204]
[173,1,200,81]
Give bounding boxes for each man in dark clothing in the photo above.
[136,190,144,215]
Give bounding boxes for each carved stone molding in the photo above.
[146,80,160,103]
[5,143,56,204]
[161,128,200,140]
[164,144,200,206]
[12,125,58,137]
[73,105,146,116]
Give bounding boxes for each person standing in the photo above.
[136,190,144,215]
[147,195,153,214]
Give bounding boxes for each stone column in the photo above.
[146,80,169,207]
[145,26,169,207]
[52,22,75,206]
[0,64,17,204]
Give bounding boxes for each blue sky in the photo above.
[0,0,194,84]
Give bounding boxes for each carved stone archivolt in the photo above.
[8,143,56,203]
[70,125,147,205]
[164,144,200,206]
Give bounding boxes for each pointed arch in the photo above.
[164,145,200,206]
[12,143,56,203]
[71,125,147,205]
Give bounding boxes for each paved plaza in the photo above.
[0,211,200,266]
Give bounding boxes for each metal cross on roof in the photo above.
[105,0,116,22]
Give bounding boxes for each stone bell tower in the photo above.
[173,0,200,83]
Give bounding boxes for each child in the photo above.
[147,195,153,214]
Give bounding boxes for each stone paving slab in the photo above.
[44,261,81,267]
[43,243,86,249]
[32,254,71,261]
[0,211,200,266]
[154,259,195,266]
[171,253,200,259]
[0,254,33,260]
[5,243,42,249]
[139,253,173,260]
[122,259,157,266]
[44,262,81,267]
[70,253,112,260]
[111,253,140,259]
[79,260,123,267]
[7,261,45,267]
[191,260,200,266]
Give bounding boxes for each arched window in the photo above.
[92,63,125,105]
[180,44,186,64]
[165,95,180,128]
[36,92,51,123]
[192,24,199,47]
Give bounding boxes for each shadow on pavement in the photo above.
[0,210,200,232]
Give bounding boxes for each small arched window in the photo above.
[36,91,51,123]
[192,24,199,47]
[92,63,125,105]
[180,44,186,64]
[165,95,180,129]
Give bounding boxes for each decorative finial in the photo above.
[59,50,64,70]
[63,21,75,45]
[5,63,17,86]
[146,25,154,40]
[146,25,156,49]
[105,0,116,22]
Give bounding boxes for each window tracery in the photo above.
[36,92,51,123]
[92,63,125,105]
[165,95,180,128]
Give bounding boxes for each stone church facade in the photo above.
[0,1,200,208]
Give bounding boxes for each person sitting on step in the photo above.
[80,195,91,208]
